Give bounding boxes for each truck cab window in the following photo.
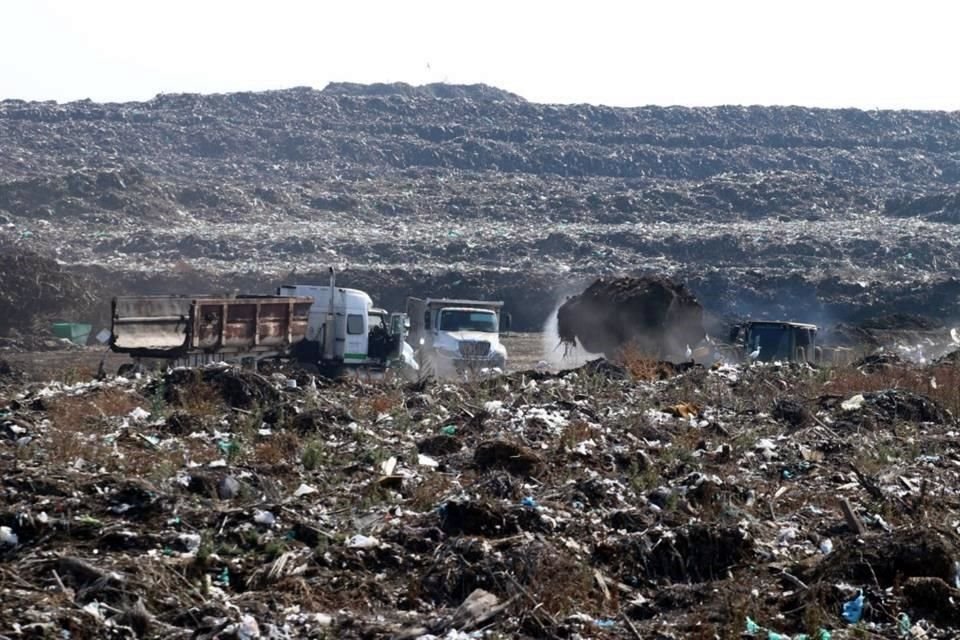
[439,310,497,333]
[347,314,364,335]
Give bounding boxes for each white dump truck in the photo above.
[406,297,508,377]
[111,269,417,376]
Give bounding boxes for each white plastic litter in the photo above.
[293,483,318,497]
[841,394,866,411]
[128,406,150,422]
[179,533,202,552]
[418,454,440,468]
[381,456,397,475]
[253,510,276,526]
[0,526,18,546]
[346,534,380,549]
[237,614,261,640]
[483,400,504,413]
[81,601,107,621]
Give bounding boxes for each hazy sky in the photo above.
[3,0,958,109]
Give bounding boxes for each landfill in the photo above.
[3,84,960,334]
[3,80,960,639]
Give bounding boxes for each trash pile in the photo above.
[2,354,960,638]
[0,245,100,339]
[3,85,960,331]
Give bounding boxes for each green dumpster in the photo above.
[52,322,92,346]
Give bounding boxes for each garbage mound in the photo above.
[853,351,906,373]
[321,81,526,102]
[935,348,960,365]
[2,352,960,637]
[556,275,705,359]
[4,87,960,330]
[823,388,949,427]
[0,246,97,335]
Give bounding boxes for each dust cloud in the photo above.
[541,304,602,370]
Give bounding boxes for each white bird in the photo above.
[748,345,761,362]
[951,328,960,345]
[685,344,693,360]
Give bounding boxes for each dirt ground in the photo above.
[2,333,548,382]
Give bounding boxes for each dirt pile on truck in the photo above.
[556,275,705,359]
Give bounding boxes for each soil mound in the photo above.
[556,275,705,359]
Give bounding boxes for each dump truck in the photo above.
[110,294,313,367]
[110,269,417,375]
[406,297,508,377]
[729,320,853,365]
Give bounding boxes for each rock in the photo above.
[853,352,905,373]
[903,577,960,624]
[439,500,517,537]
[450,588,502,629]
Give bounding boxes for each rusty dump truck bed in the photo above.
[110,295,313,359]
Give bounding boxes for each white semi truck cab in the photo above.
[406,297,508,377]
[277,270,417,375]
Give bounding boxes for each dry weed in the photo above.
[48,388,144,428]
[351,391,402,420]
[560,420,594,450]
[252,431,301,467]
[823,362,960,414]
[177,380,224,416]
[525,551,604,618]
[408,473,453,510]
[615,341,662,380]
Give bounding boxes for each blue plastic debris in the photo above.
[217,439,238,456]
[521,496,538,509]
[842,591,864,623]
[593,619,615,629]
[898,613,911,636]
[745,617,762,634]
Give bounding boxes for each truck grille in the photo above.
[459,341,491,357]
